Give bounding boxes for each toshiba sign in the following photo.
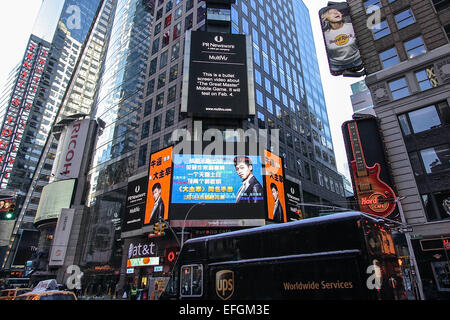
[52,119,90,181]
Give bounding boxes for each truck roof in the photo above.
[184,211,376,245]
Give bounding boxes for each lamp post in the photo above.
[180,202,206,250]
[395,196,424,300]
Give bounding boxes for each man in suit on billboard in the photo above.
[270,183,284,223]
[149,183,165,224]
[234,156,263,203]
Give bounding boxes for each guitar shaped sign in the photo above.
[347,121,397,217]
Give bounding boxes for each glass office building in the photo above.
[1,0,106,270]
[77,0,346,285]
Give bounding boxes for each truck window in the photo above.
[180,264,203,297]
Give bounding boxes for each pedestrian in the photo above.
[130,285,138,300]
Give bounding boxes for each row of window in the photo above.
[372,7,415,40]
[386,63,440,101]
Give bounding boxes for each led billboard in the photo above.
[181,30,254,118]
[264,150,287,223]
[144,146,173,225]
[34,179,76,226]
[123,176,148,232]
[319,2,364,76]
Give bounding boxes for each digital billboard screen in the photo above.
[172,154,264,204]
[123,176,148,232]
[264,150,287,223]
[169,154,266,225]
[144,146,174,225]
[181,30,254,118]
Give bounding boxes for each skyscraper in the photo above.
[75,0,347,294]
[0,0,108,271]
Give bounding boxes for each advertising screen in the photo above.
[169,154,266,225]
[319,2,364,76]
[123,176,148,232]
[144,146,173,225]
[181,30,254,117]
[34,179,76,225]
[264,150,286,223]
[172,154,264,204]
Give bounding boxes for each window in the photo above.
[141,120,150,139]
[144,99,153,116]
[173,22,182,40]
[395,9,415,29]
[373,20,390,40]
[180,264,203,297]
[174,6,183,20]
[149,57,157,76]
[379,48,397,68]
[146,79,155,95]
[420,145,450,174]
[164,14,172,28]
[398,103,449,135]
[257,111,265,129]
[138,144,147,167]
[152,38,160,55]
[167,85,176,103]
[421,190,450,222]
[404,36,426,59]
[160,51,168,69]
[432,0,449,12]
[364,0,381,13]
[388,77,410,100]
[158,72,166,89]
[156,92,164,110]
[162,30,170,48]
[154,22,161,35]
[169,64,178,82]
[171,42,180,61]
[151,138,160,153]
[153,114,162,133]
[408,152,424,176]
[185,13,193,31]
[415,66,439,91]
[166,107,175,127]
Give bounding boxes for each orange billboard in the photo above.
[144,146,173,225]
[264,150,286,223]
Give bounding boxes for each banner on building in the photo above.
[49,208,75,266]
[319,2,364,76]
[123,176,148,232]
[264,150,287,223]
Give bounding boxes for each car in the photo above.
[14,290,77,300]
[0,288,32,300]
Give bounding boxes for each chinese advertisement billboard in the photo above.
[264,150,286,223]
[145,146,173,225]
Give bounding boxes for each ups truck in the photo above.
[161,212,406,300]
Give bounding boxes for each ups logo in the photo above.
[216,270,234,300]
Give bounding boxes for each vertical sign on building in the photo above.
[264,150,286,223]
[123,176,148,232]
[319,2,364,76]
[144,146,173,225]
[0,37,50,187]
[49,208,75,266]
[181,30,254,117]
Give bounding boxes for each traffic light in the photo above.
[0,201,16,220]
[153,221,166,236]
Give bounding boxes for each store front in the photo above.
[122,235,179,300]
[412,235,450,300]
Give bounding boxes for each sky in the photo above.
[0,0,360,182]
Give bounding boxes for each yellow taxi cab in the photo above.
[14,290,77,300]
[0,288,32,300]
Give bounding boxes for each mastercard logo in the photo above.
[335,34,349,46]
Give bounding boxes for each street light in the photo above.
[395,196,424,300]
[180,202,206,250]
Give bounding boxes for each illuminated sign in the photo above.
[318,2,364,76]
[127,257,160,268]
[34,179,76,225]
[145,146,173,225]
[264,150,286,223]
[123,176,148,232]
[0,37,50,187]
[181,30,254,117]
[171,154,263,204]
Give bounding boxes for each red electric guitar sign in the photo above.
[347,122,396,217]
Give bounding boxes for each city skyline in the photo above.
[0,0,358,182]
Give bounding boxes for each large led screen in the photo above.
[169,154,266,224]
[172,154,264,204]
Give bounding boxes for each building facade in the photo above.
[348,0,450,299]
[1,0,107,272]
[72,0,348,298]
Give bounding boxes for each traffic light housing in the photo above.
[0,201,16,220]
[153,221,166,236]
